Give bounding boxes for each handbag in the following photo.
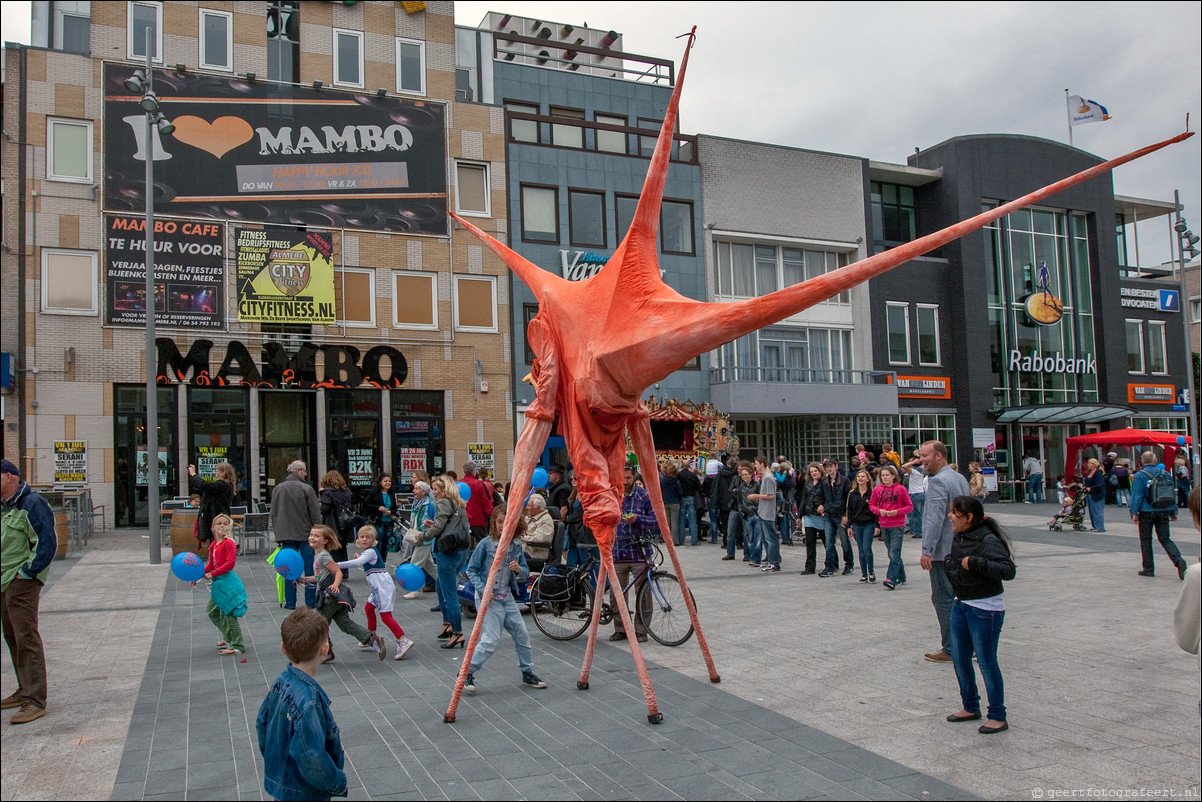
[434,507,470,555]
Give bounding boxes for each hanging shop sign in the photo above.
[468,443,495,480]
[103,64,447,235]
[1006,351,1096,374]
[155,337,408,389]
[1128,383,1175,404]
[895,376,951,399]
[236,227,336,323]
[53,441,87,484]
[106,216,225,329]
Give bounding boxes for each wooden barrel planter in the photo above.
[54,511,69,559]
[169,510,207,559]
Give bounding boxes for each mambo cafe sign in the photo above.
[156,338,408,390]
[1007,351,1097,374]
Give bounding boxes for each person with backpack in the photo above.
[1130,450,1188,580]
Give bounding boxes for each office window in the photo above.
[637,117,661,157]
[505,101,539,143]
[338,269,374,327]
[1190,295,1201,323]
[916,304,940,366]
[56,10,89,54]
[1147,320,1167,374]
[455,161,490,217]
[393,272,437,330]
[521,185,558,243]
[396,38,426,95]
[550,107,584,149]
[42,249,98,315]
[1125,319,1144,374]
[871,181,918,251]
[661,200,694,255]
[887,303,910,364]
[523,304,539,364]
[615,194,638,244]
[267,1,300,84]
[333,29,364,88]
[569,190,605,247]
[128,1,162,61]
[715,242,846,300]
[200,9,233,71]
[47,118,92,183]
[454,276,497,332]
[595,113,627,154]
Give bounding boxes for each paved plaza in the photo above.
[0,502,1198,801]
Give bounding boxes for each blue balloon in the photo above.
[1158,463,1166,471]
[457,481,472,502]
[274,547,304,581]
[395,563,425,592]
[171,551,205,582]
[1177,435,1186,446]
[531,467,549,489]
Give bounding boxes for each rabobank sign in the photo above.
[1007,350,1097,374]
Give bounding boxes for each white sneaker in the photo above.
[395,636,414,660]
[371,634,384,659]
[403,590,424,600]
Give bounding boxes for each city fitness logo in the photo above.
[1008,350,1096,374]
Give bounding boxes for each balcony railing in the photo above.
[709,367,896,386]
[505,112,698,164]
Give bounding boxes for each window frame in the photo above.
[47,118,93,183]
[614,193,639,245]
[549,106,585,149]
[1125,318,1145,375]
[504,100,540,144]
[199,7,234,72]
[337,268,375,328]
[520,184,559,244]
[392,271,438,331]
[41,248,99,316]
[1147,319,1168,375]
[886,302,911,366]
[454,160,491,218]
[453,275,498,333]
[915,303,941,366]
[127,1,163,63]
[1189,294,1201,324]
[55,9,89,54]
[660,198,695,256]
[568,188,607,248]
[395,37,427,96]
[332,28,365,89]
[594,112,628,154]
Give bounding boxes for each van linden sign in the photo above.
[1007,350,1096,374]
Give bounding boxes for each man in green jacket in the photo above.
[1,459,57,724]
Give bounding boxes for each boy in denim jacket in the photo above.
[257,608,347,801]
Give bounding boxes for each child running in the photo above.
[192,513,248,655]
[256,608,347,801]
[298,524,377,664]
[337,524,414,661]
[462,505,547,693]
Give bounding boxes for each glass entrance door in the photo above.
[1019,425,1070,496]
[260,391,316,505]
[326,389,381,505]
[113,385,178,527]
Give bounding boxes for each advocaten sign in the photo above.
[1007,350,1096,374]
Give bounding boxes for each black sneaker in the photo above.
[817,569,833,578]
[842,566,853,575]
[522,672,547,689]
[464,673,476,693]
[1178,562,1188,581]
[858,575,869,583]
[721,555,735,561]
[1138,570,1154,577]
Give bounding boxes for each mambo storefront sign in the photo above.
[156,338,408,389]
[103,64,447,234]
[1007,351,1097,374]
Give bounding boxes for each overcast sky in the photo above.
[4,1,1199,265]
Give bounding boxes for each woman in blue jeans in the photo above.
[424,475,471,649]
[842,470,878,583]
[943,496,1016,734]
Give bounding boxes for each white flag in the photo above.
[1068,95,1111,127]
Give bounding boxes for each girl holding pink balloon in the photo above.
[337,525,414,661]
[191,513,248,655]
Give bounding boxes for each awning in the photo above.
[991,403,1135,425]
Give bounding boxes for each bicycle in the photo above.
[528,538,694,647]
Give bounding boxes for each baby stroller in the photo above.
[1048,485,1087,531]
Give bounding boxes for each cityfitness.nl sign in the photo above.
[155,337,408,389]
[103,63,447,234]
[1007,350,1097,374]
[105,216,224,329]
[236,227,335,323]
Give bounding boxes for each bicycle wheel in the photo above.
[530,581,594,641]
[638,572,694,647]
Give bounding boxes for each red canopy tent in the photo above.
[1063,428,1191,478]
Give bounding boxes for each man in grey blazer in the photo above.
[917,440,970,663]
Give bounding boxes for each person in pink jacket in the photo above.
[869,465,914,590]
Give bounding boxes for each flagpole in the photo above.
[1065,89,1073,147]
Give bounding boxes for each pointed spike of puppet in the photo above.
[449,212,569,302]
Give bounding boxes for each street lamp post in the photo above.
[1174,190,1200,481]
[125,30,175,565]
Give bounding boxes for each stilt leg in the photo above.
[576,549,609,690]
[601,553,662,723]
